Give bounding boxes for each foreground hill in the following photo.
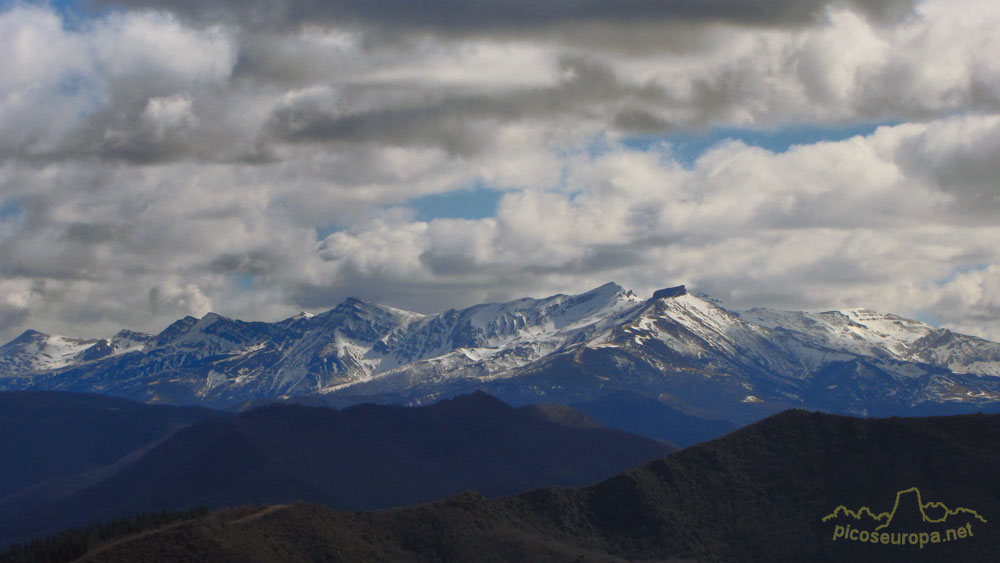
[0,392,673,546]
[71,410,1000,562]
[3,284,1000,423]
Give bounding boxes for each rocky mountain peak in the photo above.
[651,285,687,300]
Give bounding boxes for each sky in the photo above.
[1,0,999,342]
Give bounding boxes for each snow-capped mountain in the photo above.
[2,283,1000,418]
[0,330,100,374]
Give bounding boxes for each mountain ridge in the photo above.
[52,408,1000,563]
[0,391,674,547]
[2,283,1000,419]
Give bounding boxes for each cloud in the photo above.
[264,55,666,156]
[0,280,32,335]
[932,265,1000,339]
[93,0,917,32]
[0,5,239,163]
[4,0,999,166]
[0,0,999,346]
[3,111,1000,341]
[892,115,1000,216]
[148,278,213,318]
[293,116,1000,334]
[206,250,285,276]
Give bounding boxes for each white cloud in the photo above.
[149,278,213,318]
[90,10,235,87]
[281,116,1000,335]
[141,94,198,140]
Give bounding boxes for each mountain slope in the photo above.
[67,409,1000,563]
[0,392,673,546]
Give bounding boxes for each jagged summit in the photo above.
[651,285,687,300]
[582,281,625,295]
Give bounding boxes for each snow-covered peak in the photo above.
[656,292,739,330]
[586,289,798,379]
[736,305,1000,377]
[0,330,99,374]
[458,282,640,335]
[624,291,772,355]
[4,282,1000,410]
[545,282,641,328]
[739,305,940,367]
[109,330,154,355]
[143,311,275,362]
[837,308,934,345]
[580,281,631,301]
[325,297,424,321]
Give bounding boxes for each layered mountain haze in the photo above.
[2,284,1000,420]
[0,391,216,522]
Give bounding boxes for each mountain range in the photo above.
[3,283,1000,421]
[0,391,673,547]
[61,409,1000,563]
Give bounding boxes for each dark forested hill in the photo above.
[0,392,672,547]
[65,410,1000,563]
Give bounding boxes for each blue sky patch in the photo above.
[0,200,23,221]
[409,186,504,222]
[623,122,898,167]
[231,273,255,291]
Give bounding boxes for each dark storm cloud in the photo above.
[892,117,1000,217]
[418,251,478,276]
[612,107,674,133]
[93,0,916,31]
[206,250,283,275]
[269,99,493,157]
[267,56,667,154]
[525,246,646,275]
[61,222,118,245]
[0,304,30,335]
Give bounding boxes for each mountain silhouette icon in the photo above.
[822,487,987,530]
